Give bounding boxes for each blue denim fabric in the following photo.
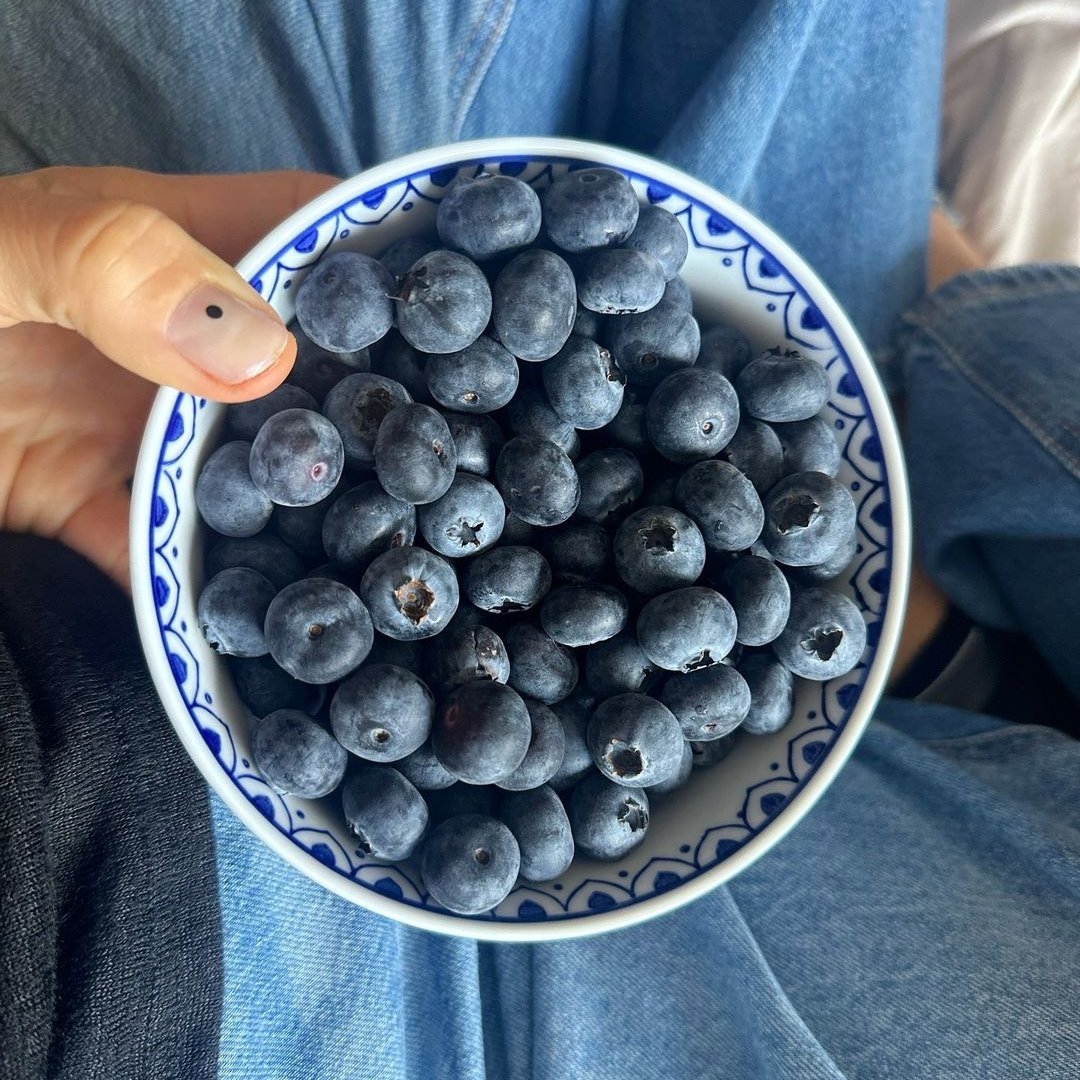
[5,3,1080,1078]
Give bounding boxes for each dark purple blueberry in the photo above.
[342,765,428,860]
[646,367,740,464]
[322,371,412,469]
[373,403,458,505]
[378,233,439,278]
[722,555,791,646]
[504,623,578,705]
[772,587,866,681]
[359,546,459,641]
[330,662,434,762]
[735,348,831,423]
[250,408,345,508]
[574,447,644,525]
[436,173,542,261]
[585,632,657,697]
[504,387,581,459]
[548,692,595,793]
[690,731,740,767]
[443,411,504,477]
[432,681,532,785]
[424,782,499,825]
[567,772,650,861]
[607,298,700,388]
[273,480,342,563]
[418,473,505,558]
[321,481,416,573]
[204,534,305,591]
[599,386,649,452]
[264,578,373,683]
[421,814,520,915]
[499,512,537,546]
[661,275,692,312]
[397,740,456,791]
[371,330,432,403]
[738,653,795,734]
[497,699,567,791]
[395,249,492,354]
[696,323,754,381]
[195,440,274,538]
[719,416,785,496]
[290,319,372,395]
[228,383,318,441]
[577,248,666,315]
[762,471,857,567]
[425,335,519,414]
[365,635,426,670]
[496,436,581,527]
[499,784,574,881]
[645,738,693,798]
[659,664,751,741]
[430,624,510,689]
[542,336,626,430]
[675,459,764,553]
[197,566,276,657]
[464,545,551,614]
[636,586,737,672]
[540,585,629,647]
[621,204,688,280]
[774,415,841,478]
[229,655,324,717]
[492,248,577,361]
[249,708,347,798]
[785,531,858,586]
[573,306,606,339]
[613,505,706,595]
[540,523,612,585]
[541,167,639,253]
[295,251,395,352]
[587,693,683,788]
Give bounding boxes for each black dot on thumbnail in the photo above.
[205,304,223,319]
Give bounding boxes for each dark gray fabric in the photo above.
[0,535,221,1080]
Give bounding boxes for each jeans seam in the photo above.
[451,0,516,139]
[302,1,350,137]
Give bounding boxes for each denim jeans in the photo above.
[3,3,1079,1079]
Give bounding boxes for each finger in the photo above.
[0,168,338,402]
[56,482,132,593]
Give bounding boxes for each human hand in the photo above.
[0,166,338,589]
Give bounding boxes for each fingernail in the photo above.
[166,284,288,384]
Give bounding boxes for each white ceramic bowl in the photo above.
[131,137,910,941]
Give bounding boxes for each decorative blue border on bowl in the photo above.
[147,155,891,923]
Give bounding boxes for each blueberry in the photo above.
[425,335,519,414]
[735,349,831,423]
[397,739,457,791]
[772,587,866,680]
[567,772,650,861]
[719,416,785,496]
[499,512,538,546]
[737,653,795,734]
[430,624,510,689]
[577,248,666,315]
[321,481,417,573]
[675,460,764,553]
[646,368,740,464]
[365,635,426,671]
[228,383,318,441]
[496,436,580,527]
[600,386,649,452]
[785,531,858,586]
[287,349,363,407]
[645,738,693,798]
[504,388,580,459]
[250,408,345,508]
[587,693,683,788]
[661,274,693,312]
[492,249,577,362]
[690,731,740,767]
[322,371,412,469]
[265,578,374,683]
[542,336,626,430]
[205,534,305,591]
[423,782,499,825]
[548,692,596,793]
[573,306,606,340]
[773,416,841,478]
[573,449,644,525]
[373,403,458,505]
[637,587,737,672]
[498,699,567,791]
[762,471,857,567]
[639,468,681,509]
[443,411,504,477]
[499,784,574,881]
[197,566,276,658]
[621,204,688,280]
[195,440,274,538]
[359,547,459,641]
[273,483,340,563]
[371,330,432,404]
[295,251,395,352]
[613,505,706,595]
[607,299,700,388]
[229,655,324,717]
[504,623,578,705]
[342,765,428,860]
[303,563,354,587]
[721,555,791,646]
[418,473,505,558]
[584,632,657,697]
[696,323,754,381]
[659,664,751,741]
[395,249,492,354]
[540,585,629,647]
[541,167,639,253]
[540,523,612,585]
[378,233,439,278]
[436,173,542,261]
[249,708,348,798]
[464,545,551,614]
[421,814,521,915]
[330,662,434,762]
[432,681,532,785]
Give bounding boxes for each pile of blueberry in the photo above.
[194,166,865,916]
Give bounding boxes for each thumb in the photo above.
[0,168,329,401]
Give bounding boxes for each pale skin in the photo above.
[0,167,979,680]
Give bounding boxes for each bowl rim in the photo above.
[131,135,911,942]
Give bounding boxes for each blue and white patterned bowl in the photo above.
[131,138,910,941]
